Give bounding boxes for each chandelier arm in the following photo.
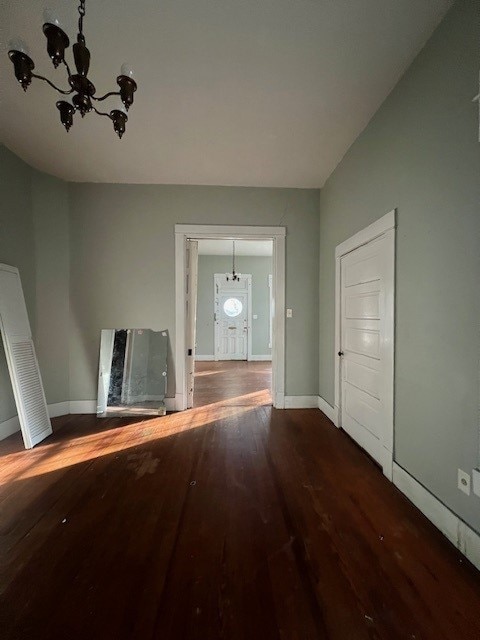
[91,91,121,102]
[92,106,111,118]
[31,73,74,95]
[62,59,72,78]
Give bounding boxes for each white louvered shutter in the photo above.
[0,264,52,448]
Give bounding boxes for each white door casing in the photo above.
[334,211,395,479]
[268,274,273,349]
[0,264,52,449]
[186,240,199,408]
[175,225,286,411]
[214,274,251,360]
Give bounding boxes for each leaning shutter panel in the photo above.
[10,338,51,446]
[0,265,52,449]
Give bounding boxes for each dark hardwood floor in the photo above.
[193,360,272,407]
[1,402,480,639]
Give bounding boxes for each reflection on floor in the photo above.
[193,360,272,408]
[1,406,480,639]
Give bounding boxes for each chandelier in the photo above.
[8,1,137,139]
[226,241,241,282]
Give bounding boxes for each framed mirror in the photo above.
[97,328,168,417]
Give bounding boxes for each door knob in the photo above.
[338,351,344,356]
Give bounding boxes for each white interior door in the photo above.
[214,274,251,361]
[0,264,52,449]
[186,240,199,408]
[339,233,394,473]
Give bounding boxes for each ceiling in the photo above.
[0,0,452,187]
[198,239,272,257]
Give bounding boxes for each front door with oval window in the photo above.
[214,273,251,360]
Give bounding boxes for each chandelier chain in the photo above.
[78,1,86,35]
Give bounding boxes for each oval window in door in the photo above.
[223,297,243,317]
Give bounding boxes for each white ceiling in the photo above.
[198,239,272,257]
[0,0,452,187]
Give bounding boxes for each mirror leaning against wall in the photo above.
[97,329,168,417]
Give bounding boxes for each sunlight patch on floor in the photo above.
[0,392,272,486]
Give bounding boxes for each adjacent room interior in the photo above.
[193,238,273,409]
[0,0,479,638]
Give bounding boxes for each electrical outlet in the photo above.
[286,308,293,318]
[472,468,480,498]
[457,469,471,496]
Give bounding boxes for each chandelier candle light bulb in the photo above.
[8,0,138,137]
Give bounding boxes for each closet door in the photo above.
[0,264,52,449]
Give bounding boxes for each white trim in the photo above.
[70,400,97,414]
[0,401,70,441]
[175,224,286,238]
[249,355,272,361]
[284,396,319,409]
[393,463,480,572]
[48,401,70,418]
[175,224,285,411]
[195,355,215,361]
[334,210,396,479]
[318,396,338,426]
[334,209,395,259]
[268,274,273,349]
[0,415,20,441]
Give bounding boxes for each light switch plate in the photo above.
[253,314,258,320]
[286,308,293,318]
[473,468,480,498]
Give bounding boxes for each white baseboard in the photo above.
[0,400,72,441]
[248,355,272,362]
[284,395,319,409]
[393,463,480,572]
[69,400,97,414]
[317,396,338,426]
[274,392,285,409]
[48,401,70,418]
[0,415,20,441]
[195,355,215,361]
[0,396,189,442]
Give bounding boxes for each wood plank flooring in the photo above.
[1,404,480,639]
[193,360,272,407]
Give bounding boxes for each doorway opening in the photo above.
[174,225,285,411]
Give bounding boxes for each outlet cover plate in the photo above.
[472,468,480,498]
[458,469,471,496]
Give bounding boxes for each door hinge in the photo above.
[187,348,193,356]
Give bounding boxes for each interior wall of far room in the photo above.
[68,184,320,402]
[318,0,480,532]
[196,255,273,358]
[0,144,70,434]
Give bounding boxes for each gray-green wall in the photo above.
[0,145,70,427]
[196,255,272,357]
[0,147,35,423]
[318,0,480,532]
[68,184,319,401]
